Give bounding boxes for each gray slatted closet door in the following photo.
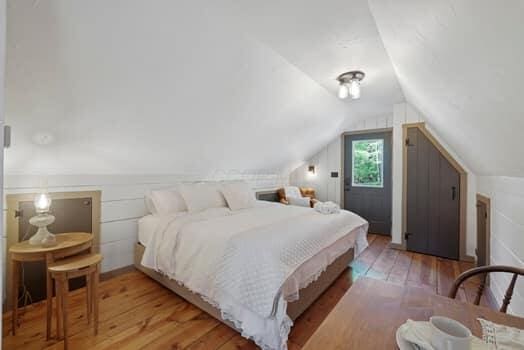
[406,128,460,260]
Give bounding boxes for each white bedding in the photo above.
[141,201,368,350]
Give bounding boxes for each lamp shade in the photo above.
[348,79,361,99]
[34,192,52,213]
[338,84,349,99]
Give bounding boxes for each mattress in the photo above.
[138,210,363,299]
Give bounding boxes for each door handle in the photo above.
[451,186,457,200]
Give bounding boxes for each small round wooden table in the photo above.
[9,232,93,339]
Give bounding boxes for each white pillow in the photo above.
[149,188,187,215]
[284,186,302,198]
[221,182,255,211]
[288,196,311,207]
[178,183,227,212]
[144,194,158,215]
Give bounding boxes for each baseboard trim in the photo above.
[462,255,476,263]
[100,264,137,282]
[389,242,406,250]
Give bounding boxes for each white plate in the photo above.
[396,323,419,350]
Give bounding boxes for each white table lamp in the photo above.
[29,192,57,246]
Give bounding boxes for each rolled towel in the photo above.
[314,201,340,214]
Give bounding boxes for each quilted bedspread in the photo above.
[141,202,368,350]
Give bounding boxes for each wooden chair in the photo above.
[448,265,524,313]
[49,253,103,349]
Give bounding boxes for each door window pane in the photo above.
[352,139,384,188]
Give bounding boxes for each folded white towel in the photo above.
[314,201,340,214]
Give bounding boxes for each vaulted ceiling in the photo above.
[5,0,524,176]
[214,0,404,121]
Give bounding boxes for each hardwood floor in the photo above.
[2,234,494,350]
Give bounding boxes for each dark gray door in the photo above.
[344,131,392,235]
[476,201,488,267]
[406,128,460,259]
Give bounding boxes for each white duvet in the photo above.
[141,201,368,350]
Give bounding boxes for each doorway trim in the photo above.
[401,122,471,261]
[340,127,393,230]
[476,193,491,267]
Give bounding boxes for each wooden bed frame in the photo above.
[134,242,354,329]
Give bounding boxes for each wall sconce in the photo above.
[308,165,316,175]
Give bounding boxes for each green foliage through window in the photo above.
[352,139,384,188]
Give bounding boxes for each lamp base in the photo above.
[29,214,56,247]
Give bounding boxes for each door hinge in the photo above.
[14,209,23,218]
[405,138,414,147]
[404,232,412,241]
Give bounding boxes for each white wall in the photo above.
[290,102,477,257]
[477,176,524,316]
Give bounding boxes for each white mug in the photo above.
[429,316,472,350]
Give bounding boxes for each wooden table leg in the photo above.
[93,264,100,335]
[45,254,54,340]
[56,276,62,340]
[86,273,92,325]
[11,258,20,336]
[61,275,69,350]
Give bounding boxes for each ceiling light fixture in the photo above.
[336,70,365,100]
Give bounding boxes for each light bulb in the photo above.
[338,84,349,99]
[348,79,361,99]
[34,192,51,213]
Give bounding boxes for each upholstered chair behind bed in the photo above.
[277,186,318,208]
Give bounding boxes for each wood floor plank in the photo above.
[366,245,399,280]
[184,324,237,350]
[216,334,258,350]
[288,271,352,346]
[406,253,437,293]
[141,313,219,350]
[349,235,389,278]
[3,234,501,350]
[43,290,185,350]
[387,250,413,285]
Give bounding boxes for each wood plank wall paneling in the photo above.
[3,173,287,276]
[478,176,524,316]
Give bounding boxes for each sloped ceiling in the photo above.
[5,0,404,175]
[216,0,404,122]
[10,0,519,177]
[5,0,352,175]
[369,0,524,176]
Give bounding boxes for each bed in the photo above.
[134,183,368,350]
